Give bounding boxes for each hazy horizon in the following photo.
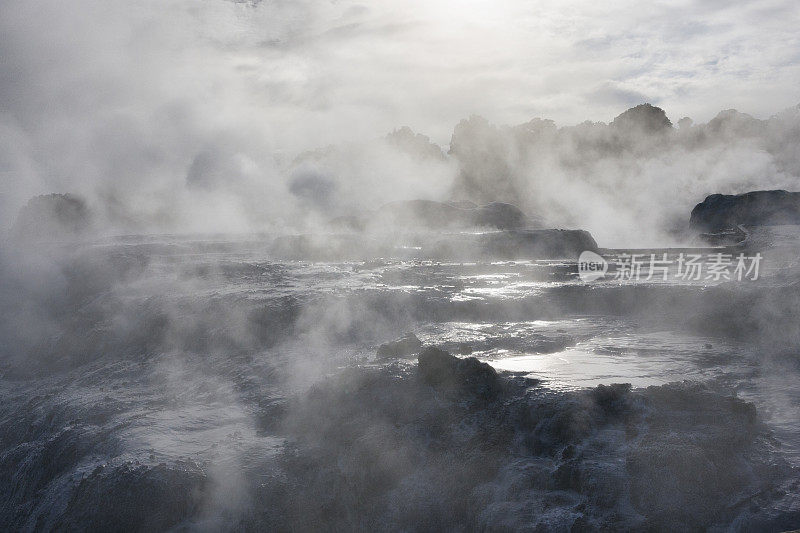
[2,0,800,243]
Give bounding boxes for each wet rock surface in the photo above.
[261,364,799,532]
[376,333,423,358]
[3,241,800,531]
[476,229,598,259]
[417,346,502,401]
[690,190,800,232]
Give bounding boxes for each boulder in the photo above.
[689,190,800,232]
[376,333,423,358]
[418,346,501,400]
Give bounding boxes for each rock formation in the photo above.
[417,346,502,401]
[377,333,423,358]
[689,190,800,232]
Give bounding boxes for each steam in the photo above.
[3,0,800,530]
[2,0,800,244]
[446,106,800,246]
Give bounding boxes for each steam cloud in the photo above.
[2,0,800,246]
[2,2,800,529]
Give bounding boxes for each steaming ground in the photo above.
[4,0,800,528]
[2,235,800,530]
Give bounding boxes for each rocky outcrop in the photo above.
[10,193,93,241]
[275,362,790,531]
[417,346,501,401]
[689,190,800,232]
[471,202,531,229]
[476,229,598,260]
[377,333,423,359]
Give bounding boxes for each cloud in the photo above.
[0,0,798,234]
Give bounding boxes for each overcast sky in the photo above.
[1,0,799,227]
[242,0,800,143]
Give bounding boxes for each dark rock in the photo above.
[11,193,93,240]
[589,383,632,416]
[690,190,800,232]
[418,346,501,401]
[377,333,423,358]
[268,366,787,531]
[64,461,205,532]
[561,444,577,460]
[697,226,747,246]
[457,343,473,355]
[472,202,530,229]
[626,383,762,531]
[476,229,599,260]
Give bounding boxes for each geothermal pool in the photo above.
[1,235,799,530]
